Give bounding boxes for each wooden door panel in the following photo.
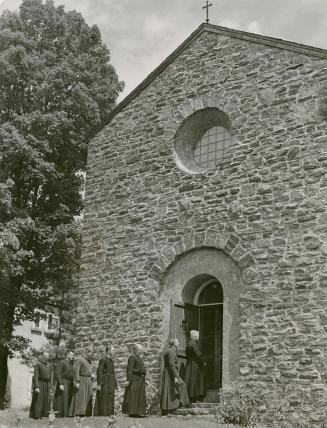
[184,303,198,333]
[169,301,198,357]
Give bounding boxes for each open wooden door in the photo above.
[169,300,198,357]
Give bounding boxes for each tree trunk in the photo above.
[0,277,15,410]
[0,347,9,409]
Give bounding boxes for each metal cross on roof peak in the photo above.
[203,1,213,24]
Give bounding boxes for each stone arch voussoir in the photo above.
[147,228,256,286]
[168,92,240,130]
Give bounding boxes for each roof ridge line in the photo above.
[204,23,327,57]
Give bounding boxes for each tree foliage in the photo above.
[0,0,123,407]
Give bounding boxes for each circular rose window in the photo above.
[173,108,233,174]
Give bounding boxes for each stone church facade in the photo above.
[75,23,327,415]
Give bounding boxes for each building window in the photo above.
[33,312,41,329]
[193,126,232,169]
[46,314,59,333]
[31,310,59,334]
[47,314,53,331]
[173,107,234,174]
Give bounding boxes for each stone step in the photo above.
[174,404,217,416]
[191,402,217,414]
[166,413,216,421]
[191,402,217,408]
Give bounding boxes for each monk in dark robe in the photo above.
[185,330,206,402]
[70,354,94,416]
[160,339,189,414]
[29,351,51,419]
[94,346,117,416]
[122,344,146,417]
[54,350,75,417]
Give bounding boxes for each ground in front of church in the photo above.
[0,410,239,427]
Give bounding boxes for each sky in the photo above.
[1,0,327,101]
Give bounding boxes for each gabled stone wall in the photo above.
[75,28,327,421]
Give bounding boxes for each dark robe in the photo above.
[185,339,205,401]
[53,358,75,417]
[69,356,93,416]
[160,347,189,411]
[94,356,117,416]
[29,361,51,419]
[122,353,146,416]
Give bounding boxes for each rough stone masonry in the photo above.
[74,23,327,421]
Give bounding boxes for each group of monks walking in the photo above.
[29,330,205,419]
[29,347,117,419]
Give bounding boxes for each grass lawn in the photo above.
[0,410,239,428]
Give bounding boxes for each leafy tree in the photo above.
[0,0,123,408]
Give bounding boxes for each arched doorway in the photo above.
[169,274,223,399]
[159,248,242,398]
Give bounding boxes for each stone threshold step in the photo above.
[166,414,216,420]
[191,402,217,408]
[173,408,215,416]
